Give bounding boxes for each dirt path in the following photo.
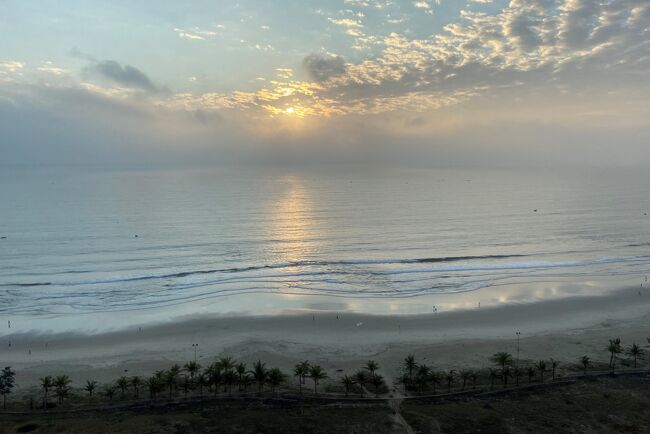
[385,375,416,434]
[389,395,416,434]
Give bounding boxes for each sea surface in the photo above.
[1,166,649,331]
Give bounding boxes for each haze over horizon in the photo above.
[1,0,649,168]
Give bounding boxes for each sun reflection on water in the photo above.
[270,175,318,267]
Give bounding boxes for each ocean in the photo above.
[1,166,649,331]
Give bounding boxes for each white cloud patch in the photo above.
[173,27,217,41]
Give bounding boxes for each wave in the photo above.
[0,254,525,287]
[3,254,648,290]
[416,254,526,263]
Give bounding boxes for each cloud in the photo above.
[414,1,438,14]
[328,18,363,29]
[2,0,650,169]
[84,60,164,94]
[0,61,25,82]
[302,54,347,82]
[173,27,217,41]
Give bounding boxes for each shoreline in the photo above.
[3,285,650,390]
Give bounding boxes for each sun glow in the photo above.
[285,107,295,114]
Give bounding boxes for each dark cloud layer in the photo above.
[85,60,162,93]
[302,54,346,82]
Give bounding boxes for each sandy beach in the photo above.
[3,285,649,391]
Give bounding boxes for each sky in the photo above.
[1,0,649,168]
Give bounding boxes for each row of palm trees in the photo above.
[397,337,646,394]
[607,338,646,370]
[337,360,387,397]
[15,336,647,409]
[38,375,71,408]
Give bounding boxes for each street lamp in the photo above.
[191,343,199,362]
[516,331,521,368]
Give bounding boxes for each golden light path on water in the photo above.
[260,175,619,315]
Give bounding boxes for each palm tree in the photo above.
[131,376,141,398]
[607,338,622,372]
[415,365,431,393]
[490,352,513,372]
[445,370,456,393]
[535,360,547,383]
[223,368,237,395]
[580,355,591,376]
[488,368,498,390]
[205,363,221,395]
[54,375,71,404]
[117,376,129,399]
[182,375,190,398]
[236,363,247,391]
[341,375,355,397]
[165,364,181,399]
[298,360,310,386]
[0,366,16,409]
[184,361,201,380]
[403,355,417,386]
[371,374,384,397]
[354,370,368,397]
[549,359,559,381]
[196,373,208,397]
[364,360,379,377]
[146,376,160,400]
[267,368,285,395]
[309,365,327,395]
[627,343,645,368]
[84,380,97,399]
[526,366,535,383]
[251,360,267,394]
[430,371,442,394]
[218,356,235,372]
[502,366,511,387]
[240,374,253,392]
[217,356,237,394]
[293,363,307,395]
[40,376,53,409]
[104,385,116,401]
[460,370,472,391]
[513,366,523,386]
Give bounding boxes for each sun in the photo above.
[285,107,295,114]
